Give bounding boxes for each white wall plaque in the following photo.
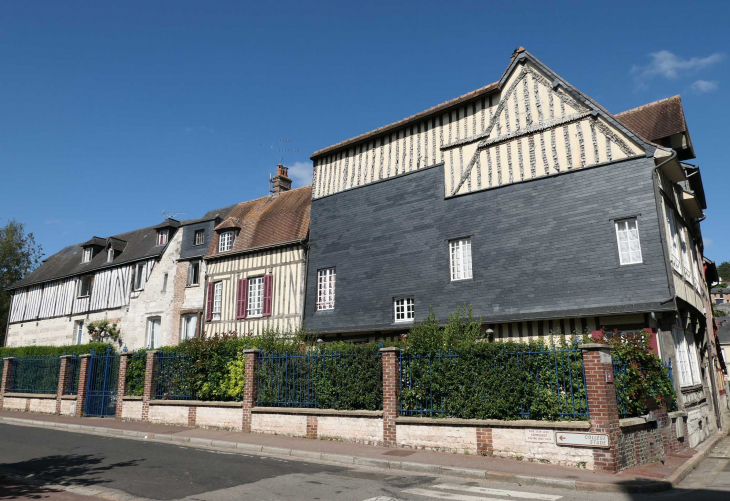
[526,429,553,443]
[555,432,610,448]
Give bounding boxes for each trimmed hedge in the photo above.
[0,343,109,358]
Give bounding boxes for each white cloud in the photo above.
[632,50,724,80]
[287,161,313,188]
[690,79,719,93]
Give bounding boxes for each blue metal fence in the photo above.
[154,352,193,400]
[7,356,61,394]
[399,343,589,421]
[613,357,675,419]
[65,356,81,395]
[257,351,343,407]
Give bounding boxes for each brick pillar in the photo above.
[116,353,130,419]
[306,415,318,438]
[582,344,620,473]
[142,350,158,422]
[476,427,493,456]
[1,357,14,410]
[380,347,400,447]
[188,406,197,427]
[75,355,92,417]
[242,349,259,433]
[56,356,71,415]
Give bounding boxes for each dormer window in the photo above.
[219,231,233,252]
[194,229,205,246]
[157,229,169,246]
[107,248,114,263]
[82,247,92,263]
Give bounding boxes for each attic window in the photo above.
[157,229,169,246]
[107,248,114,263]
[82,247,92,263]
[219,231,233,252]
[194,229,205,246]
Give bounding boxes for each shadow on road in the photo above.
[0,454,143,500]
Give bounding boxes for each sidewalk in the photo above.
[0,409,725,493]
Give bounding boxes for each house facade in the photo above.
[5,219,184,349]
[202,166,311,336]
[303,48,720,447]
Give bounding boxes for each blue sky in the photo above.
[1,1,728,263]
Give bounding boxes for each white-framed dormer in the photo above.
[107,247,115,263]
[219,231,234,252]
[157,228,169,246]
[82,247,92,263]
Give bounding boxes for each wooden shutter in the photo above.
[262,274,273,317]
[205,282,214,321]
[236,278,248,319]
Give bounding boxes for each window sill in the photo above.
[450,277,474,283]
[617,262,644,268]
[248,314,263,319]
[185,284,200,288]
[77,295,90,299]
[394,320,414,325]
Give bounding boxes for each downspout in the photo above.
[300,238,310,335]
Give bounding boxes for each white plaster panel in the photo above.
[317,416,383,445]
[195,406,242,430]
[28,398,56,414]
[148,405,188,425]
[121,400,143,421]
[396,424,476,454]
[492,428,594,469]
[251,413,306,437]
[2,397,27,411]
[60,399,76,416]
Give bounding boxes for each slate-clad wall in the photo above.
[179,220,216,260]
[304,156,671,334]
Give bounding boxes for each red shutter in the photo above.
[236,278,248,319]
[205,282,214,321]
[262,274,273,317]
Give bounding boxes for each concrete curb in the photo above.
[0,414,720,493]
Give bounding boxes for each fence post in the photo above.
[242,349,259,433]
[142,350,158,422]
[56,355,71,415]
[0,357,13,410]
[581,343,620,473]
[380,347,400,447]
[116,353,130,419]
[75,354,92,417]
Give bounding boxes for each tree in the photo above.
[0,220,43,345]
[718,261,730,282]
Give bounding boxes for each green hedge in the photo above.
[124,350,147,396]
[0,343,109,358]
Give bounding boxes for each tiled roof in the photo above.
[614,95,689,143]
[206,186,311,257]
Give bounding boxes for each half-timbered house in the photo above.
[202,166,311,336]
[303,48,719,447]
[5,219,184,349]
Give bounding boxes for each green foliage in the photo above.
[87,319,122,344]
[598,329,677,417]
[0,343,108,358]
[402,309,587,421]
[0,219,44,345]
[714,308,728,317]
[124,350,147,396]
[256,342,383,410]
[717,262,730,281]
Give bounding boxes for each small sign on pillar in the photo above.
[605,370,614,383]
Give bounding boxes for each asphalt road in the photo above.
[1,424,729,501]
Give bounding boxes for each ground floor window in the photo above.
[74,320,84,345]
[672,326,702,387]
[181,314,198,341]
[147,317,161,349]
[247,276,264,317]
[212,282,222,321]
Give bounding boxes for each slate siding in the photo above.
[179,220,216,260]
[304,156,672,334]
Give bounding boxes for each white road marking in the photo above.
[432,484,562,500]
[402,486,563,501]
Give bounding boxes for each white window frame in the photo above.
[672,327,702,387]
[247,276,265,318]
[82,247,92,263]
[187,261,200,286]
[316,268,336,311]
[74,321,84,345]
[212,282,222,321]
[679,226,692,282]
[77,276,92,298]
[614,218,643,266]
[157,229,168,246]
[181,314,198,341]
[107,248,114,263]
[449,238,473,281]
[219,231,233,252]
[394,297,415,323]
[134,263,146,291]
[667,209,681,272]
[147,317,161,349]
[194,229,205,246]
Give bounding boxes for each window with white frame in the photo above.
[614,218,642,265]
[219,231,233,252]
[247,277,265,317]
[212,282,222,321]
[316,268,336,310]
[181,314,198,341]
[147,317,161,349]
[157,229,168,246]
[449,238,472,281]
[134,263,146,291]
[187,261,200,286]
[194,229,205,246]
[667,209,681,271]
[679,227,692,282]
[107,248,114,263]
[394,297,415,322]
[74,321,84,345]
[82,247,92,263]
[672,327,702,387]
[77,276,92,298]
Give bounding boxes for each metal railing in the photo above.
[154,352,193,400]
[7,356,61,394]
[614,357,674,419]
[399,343,589,421]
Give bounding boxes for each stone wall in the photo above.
[121,399,143,421]
[396,424,477,454]
[491,428,594,469]
[617,422,665,472]
[251,412,307,436]
[317,416,383,445]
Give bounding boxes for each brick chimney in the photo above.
[271,164,292,194]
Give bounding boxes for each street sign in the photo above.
[525,429,553,443]
[555,432,610,448]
